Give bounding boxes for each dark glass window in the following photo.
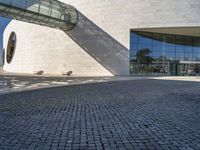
[6,32,17,64]
[130,31,200,76]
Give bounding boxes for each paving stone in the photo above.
[0,80,200,149]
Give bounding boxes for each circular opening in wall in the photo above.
[6,32,17,64]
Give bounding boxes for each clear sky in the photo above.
[0,17,11,61]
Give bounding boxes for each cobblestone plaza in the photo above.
[0,79,200,149]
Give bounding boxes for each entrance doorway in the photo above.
[170,61,179,76]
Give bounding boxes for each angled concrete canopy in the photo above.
[0,0,78,31]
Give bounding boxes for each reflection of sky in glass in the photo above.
[130,31,200,61]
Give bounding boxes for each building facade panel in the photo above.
[3,21,113,76]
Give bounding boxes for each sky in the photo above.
[0,17,11,61]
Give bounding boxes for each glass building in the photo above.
[130,31,200,76]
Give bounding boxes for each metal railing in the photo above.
[0,0,78,31]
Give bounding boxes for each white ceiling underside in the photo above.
[133,27,200,37]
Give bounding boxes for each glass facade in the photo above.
[130,31,200,76]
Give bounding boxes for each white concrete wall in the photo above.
[3,0,200,76]
[3,21,113,76]
[62,0,200,47]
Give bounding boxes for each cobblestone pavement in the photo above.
[0,80,200,150]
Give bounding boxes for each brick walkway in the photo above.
[0,80,200,150]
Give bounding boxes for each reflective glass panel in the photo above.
[130,31,200,76]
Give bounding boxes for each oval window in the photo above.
[6,32,17,64]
